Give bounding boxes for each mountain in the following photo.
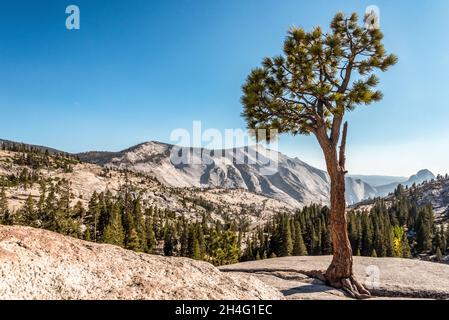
[351,171,449,223]
[1,138,437,206]
[375,169,436,197]
[0,139,64,154]
[79,141,332,207]
[0,147,293,228]
[345,177,379,204]
[78,141,437,206]
[347,174,408,187]
[353,174,449,222]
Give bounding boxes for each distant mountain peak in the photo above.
[415,169,434,178]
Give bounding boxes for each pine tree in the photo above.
[87,192,101,242]
[192,237,202,260]
[279,216,293,256]
[145,217,157,253]
[321,218,332,255]
[179,222,189,257]
[415,206,433,253]
[187,224,197,258]
[361,214,374,256]
[445,225,449,253]
[209,230,240,266]
[292,221,308,256]
[103,203,125,246]
[348,212,360,255]
[0,187,11,225]
[163,224,175,256]
[243,237,254,261]
[401,230,412,258]
[435,225,447,254]
[127,227,141,251]
[132,198,147,252]
[53,180,80,237]
[241,11,397,294]
[42,186,57,229]
[196,224,206,259]
[19,194,37,227]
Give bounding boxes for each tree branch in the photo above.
[338,121,348,173]
[330,115,343,146]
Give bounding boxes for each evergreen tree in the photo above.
[87,192,101,242]
[279,216,293,256]
[196,224,206,259]
[321,218,332,255]
[163,224,175,256]
[445,225,449,253]
[132,198,147,252]
[415,206,433,253]
[0,187,11,225]
[361,214,374,256]
[145,217,157,253]
[292,221,308,256]
[127,227,141,251]
[209,230,240,266]
[241,11,397,294]
[19,194,37,227]
[103,203,125,246]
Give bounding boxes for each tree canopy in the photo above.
[241,12,397,145]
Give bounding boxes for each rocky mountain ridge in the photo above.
[1,138,438,208]
[78,140,435,206]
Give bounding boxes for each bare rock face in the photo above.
[0,225,283,300]
[220,256,449,300]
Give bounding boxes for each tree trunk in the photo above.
[316,122,370,298]
[325,168,353,285]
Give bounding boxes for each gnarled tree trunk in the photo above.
[326,167,353,285]
[316,122,370,299]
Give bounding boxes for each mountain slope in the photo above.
[1,138,437,207]
[0,139,64,155]
[352,174,449,222]
[375,169,436,197]
[78,141,435,206]
[345,177,378,204]
[79,141,332,207]
[347,174,407,187]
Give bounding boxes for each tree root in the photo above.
[308,270,371,299]
[340,276,371,299]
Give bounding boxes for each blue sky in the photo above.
[0,0,448,176]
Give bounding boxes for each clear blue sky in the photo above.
[1,0,448,176]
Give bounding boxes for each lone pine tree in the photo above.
[241,12,397,298]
